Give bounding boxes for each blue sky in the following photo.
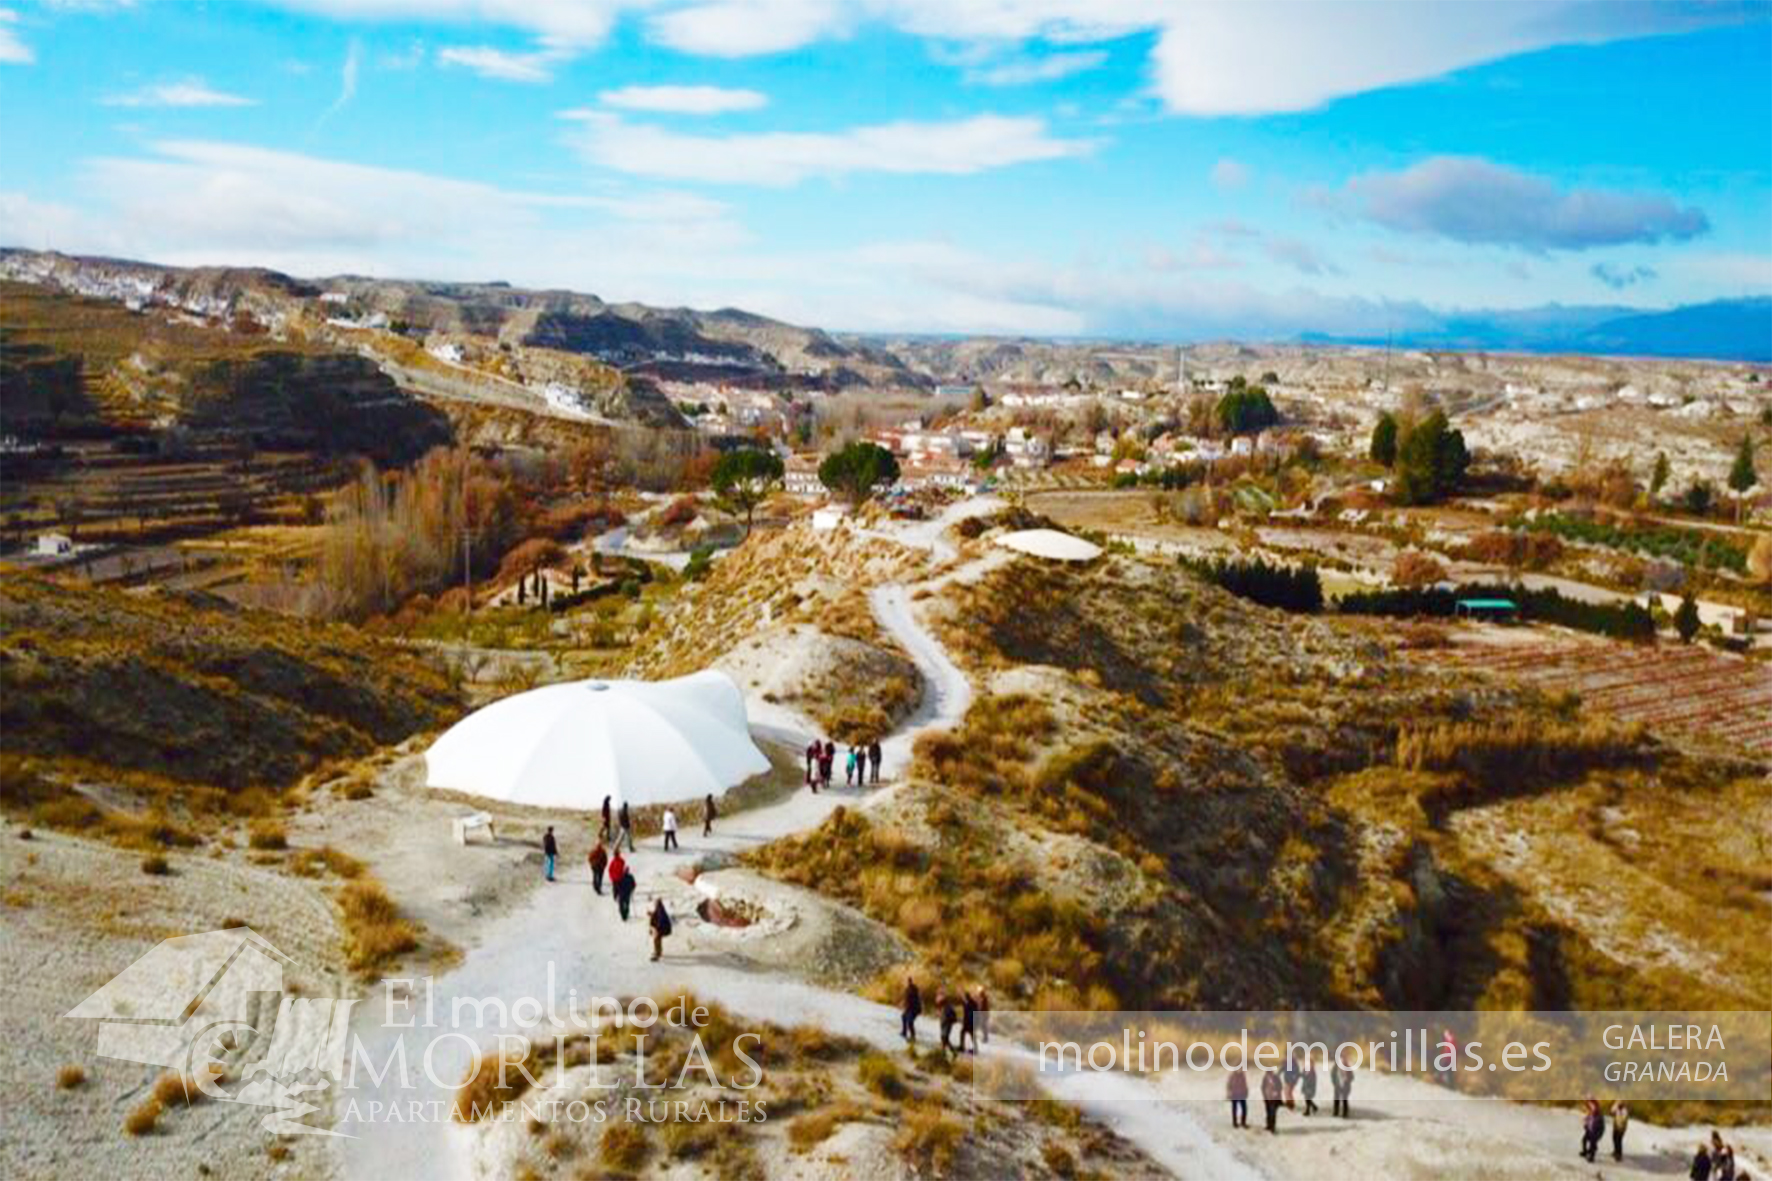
[1,1,1768,339]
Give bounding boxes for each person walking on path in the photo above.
[869,739,882,784]
[1331,1060,1354,1118]
[845,745,858,787]
[975,986,990,1044]
[1691,1142,1714,1181]
[1611,1100,1630,1162]
[542,826,558,882]
[937,989,958,1058]
[900,977,922,1043]
[1261,1068,1283,1134]
[1580,1098,1604,1162]
[662,808,679,851]
[1282,1049,1299,1110]
[819,741,835,791]
[616,801,635,852]
[1712,1132,1736,1181]
[960,990,979,1054]
[1226,1066,1249,1129]
[703,793,716,838]
[608,852,630,919]
[1300,1053,1319,1116]
[1438,1028,1460,1089]
[587,839,609,895]
[648,898,672,962]
[805,740,819,785]
[600,795,612,843]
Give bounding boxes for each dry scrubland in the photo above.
[751,547,1770,1117]
[625,518,924,741]
[446,997,1158,1181]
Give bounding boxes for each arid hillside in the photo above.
[754,545,1770,1025]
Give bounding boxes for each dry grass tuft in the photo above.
[338,877,420,975]
[122,1097,161,1136]
[598,1118,651,1177]
[247,820,288,850]
[56,1064,85,1090]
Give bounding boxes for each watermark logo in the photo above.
[64,926,356,1136]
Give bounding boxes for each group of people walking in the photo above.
[805,737,883,792]
[1229,1052,1355,1134]
[536,792,726,963]
[898,977,990,1057]
[1688,1129,1746,1180]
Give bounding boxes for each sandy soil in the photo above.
[0,826,352,1181]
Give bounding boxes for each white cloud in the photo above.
[595,85,768,114]
[1340,156,1709,252]
[436,39,573,81]
[1263,234,1339,276]
[0,7,32,64]
[321,38,362,120]
[965,48,1105,86]
[564,111,1092,185]
[101,78,257,107]
[647,0,848,56]
[254,1,1751,113]
[1210,157,1248,189]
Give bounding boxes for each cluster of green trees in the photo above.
[1370,409,1470,504]
[1338,582,1655,641]
[818,440,900,504]
[1184,555,1323,613]
[1214,377,1279,436]
[1513,512,1747,573]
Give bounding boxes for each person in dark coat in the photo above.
[937,989,958,1058]
[616,801,634,851]
[609,853,631,920]
[648,898,672,962]
[587,839,609,894]
[1712,1132,1736,1181]
[542,826,558,882]
[1580,1098,1604,1162]
[600,795,612,843]
[1331,1060,1354,1118]
[703,793,716,838]
[900,977,921,1042]
[1611,1100,1630,1162]
[960,991,979,1054]
[975,986,991,1044]
[1226,1066,1249,1129]
[1261,1068,1283,1133]
[805,740,819,783]
[1691,1142,1714,1181]
[1300,1053,1319,1116]
[868,739,882,784]
[819,741,835,790]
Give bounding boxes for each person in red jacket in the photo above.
[1226,1066,1249,1128]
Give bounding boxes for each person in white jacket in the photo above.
[661,808,679,851]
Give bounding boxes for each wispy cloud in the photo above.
[437,39,573,82]
[563,110,1092,186]
[0,7,32,65]
[1210,157,1249,190]
[1590,261,1656,290]
[101,78,257,108]
[966,49,1106,87]
[1339,156,1709,252]
[319,38,361,121]
[595,85,767,114]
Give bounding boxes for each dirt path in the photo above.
[335,498,1003,1180]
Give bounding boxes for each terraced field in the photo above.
[1426,627,1772,754]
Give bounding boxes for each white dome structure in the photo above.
[424,670,770,810]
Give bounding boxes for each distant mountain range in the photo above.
[1302,297,1772,363]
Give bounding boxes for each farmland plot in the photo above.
[1425,626,1772,755]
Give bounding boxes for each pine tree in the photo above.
[1674,593,1700,644]
[1650,451,1670,498]
[1369,413,1398,467]
[1728,434,1758,494]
